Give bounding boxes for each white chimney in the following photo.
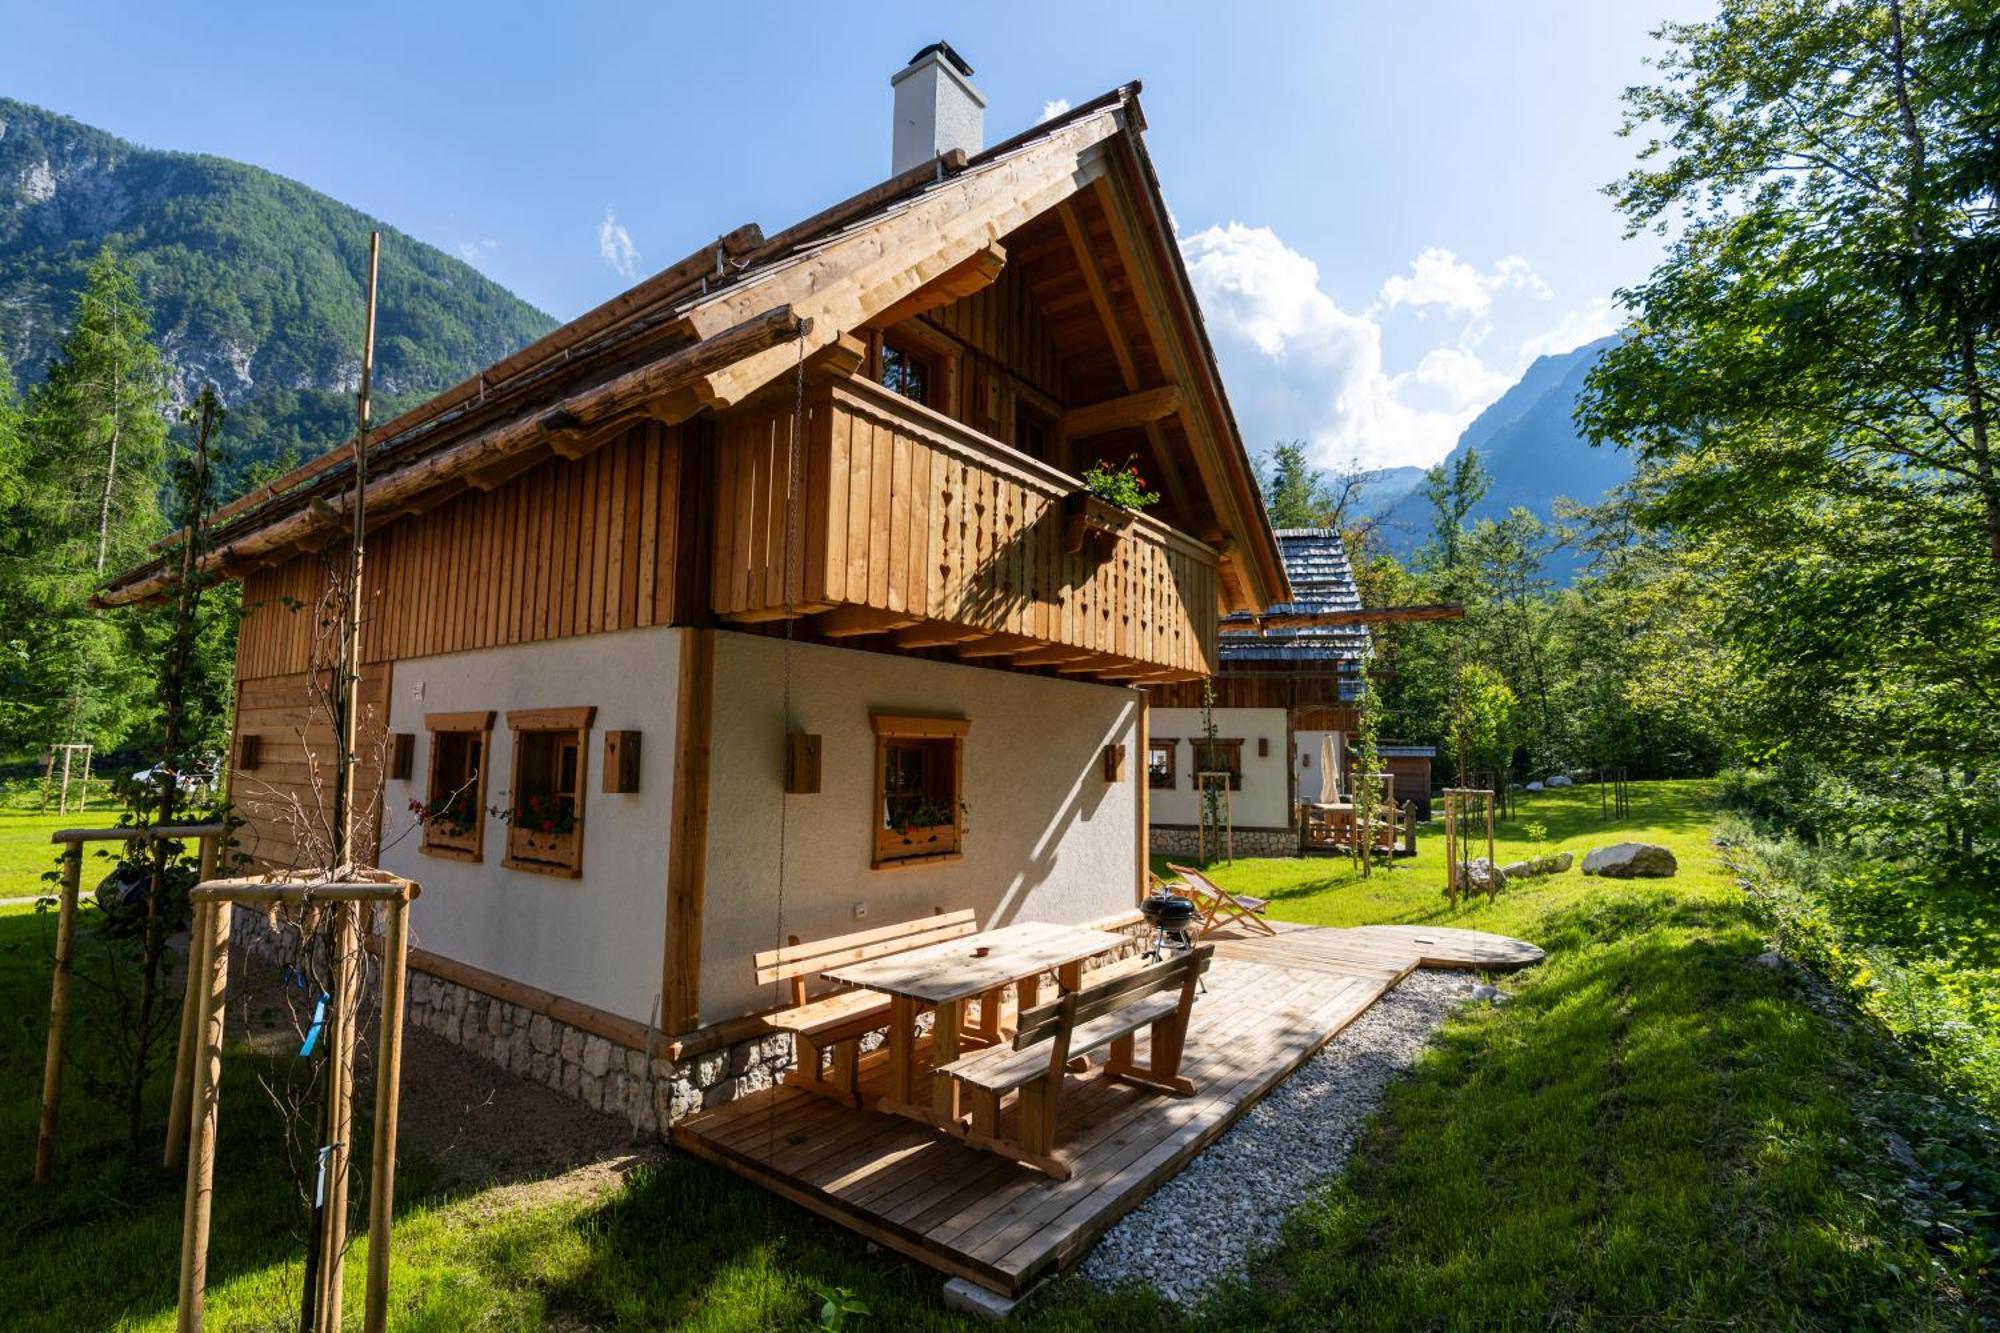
[891,42,985,174]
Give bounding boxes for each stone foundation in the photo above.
[229,906,1155,1133]
[1150,825,1301,859]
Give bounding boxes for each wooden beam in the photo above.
[811,606,922,638]
[1090,168,1286,608]
[1056,198,1200,533]
[1061,385,1181,440]
[869,242,1008,328]
[688,113,1120,410]
[1009,646,1094,667]
[806,332,869,382]
[893,620,991,649]
[1135,692,1150,904]
[1224,604,1465,633]
[952,632,1050,659]
[664,628,716,1036]
[718,602,835,624]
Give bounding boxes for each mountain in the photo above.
[1353,464,1426,517]
[1373,335,1626,581]
[0,98,557,484]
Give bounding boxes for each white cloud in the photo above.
[597,209,639,280]
[456,238,499,267]
[1039,98,1071,122]
[1517,298,1621,362]
[1182,223,1528,470]
[1379,246,1550,317]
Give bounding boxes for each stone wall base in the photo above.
[1150,825,1301,859]
[229,906,1153,1133]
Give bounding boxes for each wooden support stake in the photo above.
[177,900,231,1332]
[34,841,83,1184]
[363,895,411,1333]
[318,900,361,1331]
[165,834,220,1169]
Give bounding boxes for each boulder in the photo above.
[1499,850,1573,880]
[1525,781,1545,792]
[1582,841,1677,878]
[1546,774,1574,788]
[1465,857,1507,893]
[1500,860,1533,879]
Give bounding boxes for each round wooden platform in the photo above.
[1337,924,1545,971]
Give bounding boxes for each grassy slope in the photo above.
[0,782,1976,1328]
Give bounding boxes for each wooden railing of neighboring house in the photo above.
[709,377,1220,679]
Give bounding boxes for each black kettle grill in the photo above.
[1139,887,1199,961]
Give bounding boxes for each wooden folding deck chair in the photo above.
[1166,862,1276,936]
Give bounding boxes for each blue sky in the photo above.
[1,1,1710,471]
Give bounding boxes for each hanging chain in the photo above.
[767,328,807,1165]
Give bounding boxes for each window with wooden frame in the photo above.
[1147,738,1178,790]
[502,706,595,877]
[420,711,492,861]
[879,338,935,407]
[871,714,969,867]
[1012,399,1059,466]
[1193,738,1244,791]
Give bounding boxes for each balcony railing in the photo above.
[711,377,1218,678]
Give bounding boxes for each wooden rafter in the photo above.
[1062,385,1181,440]
[870,242,1008,329]
[812,606,923,638]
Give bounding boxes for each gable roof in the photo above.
[99,85,1287,614]
[1217,528,1369,665]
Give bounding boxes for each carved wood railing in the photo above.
[711,378,1218,678]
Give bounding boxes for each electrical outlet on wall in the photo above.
[853,902,868,920]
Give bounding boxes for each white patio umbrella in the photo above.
[1318,733,1343,804]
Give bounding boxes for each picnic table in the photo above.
[824,920,1129,1126]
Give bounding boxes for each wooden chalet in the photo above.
[1149,527,1437,857]
[99,63,1286,1086]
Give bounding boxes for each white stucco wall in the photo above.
[1147,706,1292,829]
[378,625,681,1025]
[1294,728,1348,803]
[699,632,1142,1023]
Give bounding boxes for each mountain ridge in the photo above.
[1374,334,1625,580]
[0,97,557,480]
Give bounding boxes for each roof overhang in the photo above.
[98,86,1287,614]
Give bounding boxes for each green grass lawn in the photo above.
[0,780,1985,1329]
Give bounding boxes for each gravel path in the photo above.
[1078,968,1475,1304]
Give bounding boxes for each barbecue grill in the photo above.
[1139,887,1199,961]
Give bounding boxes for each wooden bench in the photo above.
[938,945,1212,1180]
[753,909,976,1107]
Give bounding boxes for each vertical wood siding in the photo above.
[229,665,390,870]
[235,422,683,681]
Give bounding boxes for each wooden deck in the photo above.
[672,922,1541,1297]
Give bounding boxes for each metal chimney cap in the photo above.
[906,41,973,78]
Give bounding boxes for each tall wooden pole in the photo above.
[177,901,231,1331]
[34,841,84,1184]
[363,895,412,1333]
[332,231,380,873]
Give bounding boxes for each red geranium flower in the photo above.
[540,819,555,832]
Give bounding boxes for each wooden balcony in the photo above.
[710,378,1220,680]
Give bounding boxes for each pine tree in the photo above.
[6,249,171,751]
[28,248,169,579]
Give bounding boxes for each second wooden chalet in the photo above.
[99,50,1288,1126]
[1147,527,1437,858]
